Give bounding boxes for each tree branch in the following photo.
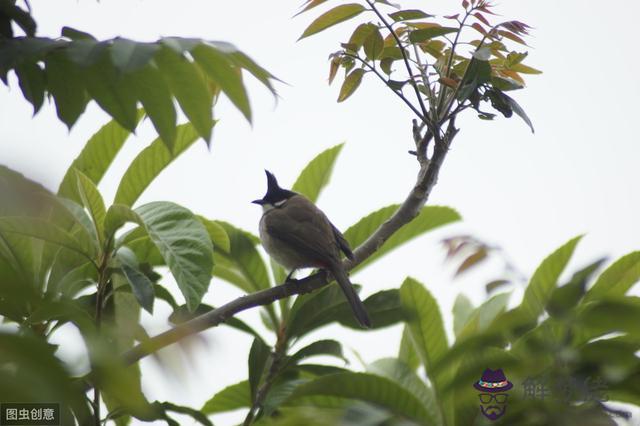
[111,140,452,373]
[74,130,455,398]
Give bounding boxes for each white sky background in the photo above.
[1,0,640,424]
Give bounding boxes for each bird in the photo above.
[252,170,371,328]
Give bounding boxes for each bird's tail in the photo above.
[329,262,371,328]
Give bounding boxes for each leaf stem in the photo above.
[343,52,425,121]
[365,0,433,130]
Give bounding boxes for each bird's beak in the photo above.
[251,199,265,205]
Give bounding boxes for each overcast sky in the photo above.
[1,0,639,424]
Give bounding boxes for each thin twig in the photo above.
[342,53,426,121]
[365,0,433,130]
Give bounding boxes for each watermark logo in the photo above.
[0,403,59,426]
[473,368,512,421]
[473,370,632,421]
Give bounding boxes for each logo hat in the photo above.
[474,368,513,393]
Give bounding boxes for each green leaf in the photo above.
[120,264,155,314]
[510,63,542,75]
[61,26,95,41]
[15,61,46,114]
[294,0,330,17]
[135,202,213,311]
[408,27,457,43]
[287,283,349,338]
[491,76,523,91]
[249,337,271,402]
[104,204,141,240]
[363,27,384,60]
[546,258,605,318]
[292,143,344,203]
[348,23,377,51]
[520,235,582,319]
[388,9,433,22]
[214,222,270,292]
[201,380,250,414]
[288,372,434,424]
[499,91,534,133]
[44,50,88,129]
[344,205,460,273]
[457,57,492,102]
[197,217,231,253]
[398,325,420,371]
[585,252,640,302]
[452,293,474,337]
[367,358,442,425]
[299,4,366,40]
[400,278,447,381]
[58,113,142,202]
[457,291,510,339]
[157,402,213,426]
[337,289,404,329]
[113,123,202,207]
[209,41,278,95]
[154,47,214,143]
[83,50,139,131]
[110,38,159,73]
[0,217,93,260]
[128,64,177,150]
[192,44,252,122]
[104,202,213,311]
[578,296,640,340]
[0,333,92,422]
[289,340,346,367]
[75,169,106,245]
[49,196,100,253]
[337,68,364,102]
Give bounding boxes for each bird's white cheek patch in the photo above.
[274,199,287,207]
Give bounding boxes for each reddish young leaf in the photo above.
[328,56,340,85]
[456,249,488,276]
[439,77,458,89]
[498,30,528,46]
[502,20,532,35]
[478,5,499,16]
[471,22,487,36]
[473,12,491,27]
[499,69,524,84]
[462,0,469,9]
[443,13,460,20]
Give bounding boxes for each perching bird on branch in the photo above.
[252,170,371,328]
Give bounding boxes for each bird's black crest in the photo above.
[252,170,296,205]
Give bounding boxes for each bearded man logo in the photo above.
[473,368,513,421]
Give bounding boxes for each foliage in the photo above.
[0,3,277,150]
[254,240,640,426]
[5,1,633,426]
[299,0,540,132]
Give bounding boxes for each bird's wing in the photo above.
[331,223,354,260]
[264,197,340,266]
